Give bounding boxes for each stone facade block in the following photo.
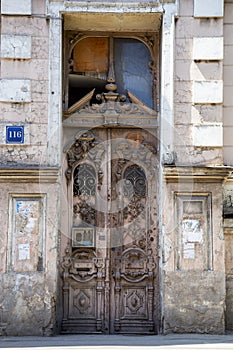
[0,103,31,123]
[31,37,49,59]
[175,82,192,103]
[1,35,31,59]
[193,124,223,147]
[32,0,46,15]
[175,38,193,60]
[194,0,224,18]
[1,17,49,37]
[193,37,223,60]
[193,81,223,104]
[192,62,222,81]
[175,60,192,81]
[1,0,32,15]
[178,147,223,166]
[224,66,233,86]
[31,102,48,124]
[0,144,47,165]
[192,105,222,123]
[176,17,223,39]
[224,24,233,45]
[224,107,233,126]
[179,0,193,17]
[224,45,233,65]
[223,126,233,146]
[174,103,192,124]
[224,147,233,166]
[0,79,31,103]
[224,86,233,107]
[225,2,233,24]
[1,60,48,81]
[31,80,49,99]
[30,124,47,146]
[174,125,193,147]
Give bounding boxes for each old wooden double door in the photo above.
[61,127,159,334]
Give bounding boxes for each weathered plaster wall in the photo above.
[224,217,233,330]
[0,179,59,335]
[163,271,225,333]
[174,0,223,166]
[162,177,225,334]
[223,182,233,330]
[223,0,233,165]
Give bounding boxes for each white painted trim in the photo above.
[160,3,177,161]
[158,0,178,335]
[47,16,62,166]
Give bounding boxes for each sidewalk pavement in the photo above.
[1,334,233,350]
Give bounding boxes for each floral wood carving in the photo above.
[73,201,96,226]
[65,131,105,185]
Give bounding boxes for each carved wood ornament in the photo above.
[64,33,158,117]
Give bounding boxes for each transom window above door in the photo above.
[66,35,158,109]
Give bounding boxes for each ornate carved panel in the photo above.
[70,287,96,317]
[123,288,147,318]
[61,247,104,333]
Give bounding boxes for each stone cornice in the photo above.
[0,167,59,183]
[163,166,232,183]
[63,1,162,9]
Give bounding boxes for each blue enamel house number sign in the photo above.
[6,126,24,144]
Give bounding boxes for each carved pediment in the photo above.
[63,89,156,118]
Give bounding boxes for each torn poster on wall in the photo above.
[182,219,203,259]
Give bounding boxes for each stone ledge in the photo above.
[163,166,231,183]
[0,167,59,183]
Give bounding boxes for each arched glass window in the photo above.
[69,36,153,108]
[73,163,96,196]
[123,164,147,198]
[114,38,153,108]
[73,163,96,231]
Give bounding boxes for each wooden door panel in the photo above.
[109,128,158,334]
[61,127,158,334]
